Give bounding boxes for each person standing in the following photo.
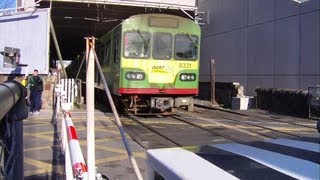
[28,69,43,115]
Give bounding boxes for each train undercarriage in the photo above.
[116,95,195,115]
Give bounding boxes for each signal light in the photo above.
[125,72,145,81]
[180,73,196,81]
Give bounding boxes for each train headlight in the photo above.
[125,72,145,81]
[179,73,196,81]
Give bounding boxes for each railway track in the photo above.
[193,105,318,138]
[195,103,317,129]
[119,105,318,150]
[121,114,234,149]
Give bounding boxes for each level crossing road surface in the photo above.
[23,108,319,180]
[23,109,146,180]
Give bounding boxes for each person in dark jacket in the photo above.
[28,69,43,115]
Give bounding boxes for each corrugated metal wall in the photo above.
[199,0,320,95]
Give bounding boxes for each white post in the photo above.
[86,37,95,180]
[55,84,61,114]
[71,79,75,108]
[68,79,72,106]
[61,79,65,103]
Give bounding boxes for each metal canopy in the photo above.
[39,0,196,59]
[49,0,197,11]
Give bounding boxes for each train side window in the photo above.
[174,34,198,60]
[153,33,172,60]
[123,31,151,59]
[99,44,105,65]
[114,30,121,63]
[104,41,111,65]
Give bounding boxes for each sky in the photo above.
[0,0,16,9]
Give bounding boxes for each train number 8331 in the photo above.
[178,63,192,69]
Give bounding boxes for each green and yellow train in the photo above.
[96,13,200,114]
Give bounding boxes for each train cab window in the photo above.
[174,34,198,60]
[153,33,172,60]
[123,31,151,59]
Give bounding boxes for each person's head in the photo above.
[33,69,38,76]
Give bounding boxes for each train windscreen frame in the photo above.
[174,34,198,60]
[153,32,172,60]
[123,31,151,59]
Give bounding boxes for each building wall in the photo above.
[198,0,320,95]
[0,8,50,75]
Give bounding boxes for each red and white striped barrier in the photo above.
[63,111,88,179]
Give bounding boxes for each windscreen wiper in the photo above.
[186,33,198,49]
[136,30,149,47]
[136,30,151,57]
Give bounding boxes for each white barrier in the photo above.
[147,139,320,180]
[61,79,76,109]
[147,148,238,180]
[62,110,88,179]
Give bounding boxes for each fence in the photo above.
[60,79,76,109]
[54,81,87,179]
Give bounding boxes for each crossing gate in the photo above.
[147,138,320,180]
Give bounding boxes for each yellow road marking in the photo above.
[24,156,64,177]
[141,121,185,125]
[36,131,55,135]
[198,124,221,127]
[95,128,121,134]
[24,145,52,152]
[23,122,52,127]
[24,169,55,177]
[79,142,145,157]
[199,118,269,139]
[25,157,53,170]
[133,152,146,159]
[271,127,316,132]
[96,155,129,164]
[95,137,123,143]
[95,153,145,165]
[24,132,54,141]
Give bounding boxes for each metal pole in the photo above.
[210,59,216,104]
[92,50,143,180]
[50,17,68,79]
[75,55,86,81]
[86,37,95,180]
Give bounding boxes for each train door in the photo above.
[111,27,122,95]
